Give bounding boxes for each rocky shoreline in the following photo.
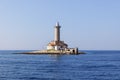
[21,50,85,55]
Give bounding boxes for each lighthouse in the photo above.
[47,22,68,50]
[23,22,82,54]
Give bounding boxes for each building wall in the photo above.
[47,46,54,50]
[54,46,61,50]
[47,45,61,50]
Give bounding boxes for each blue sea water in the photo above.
[0,50,120,80]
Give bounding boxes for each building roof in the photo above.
[47,41,68,47]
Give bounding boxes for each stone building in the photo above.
[47,22,78,54]
[47,22,68,50]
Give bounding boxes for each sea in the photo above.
[0,50,120,80]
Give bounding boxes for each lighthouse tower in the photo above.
[54,22,61,41]
[47,22,68,50]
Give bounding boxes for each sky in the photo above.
[0,0,120,50]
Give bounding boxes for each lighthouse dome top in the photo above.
[56,22,60,26]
